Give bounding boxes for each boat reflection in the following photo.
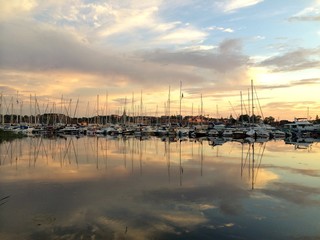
[1,135,318,161]
[0,135,318,180]
[284,137,320,150]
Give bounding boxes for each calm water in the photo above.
[0,136,319,240]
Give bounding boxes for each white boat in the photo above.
[102,125,120,135]
[270,129,286,139]
[58,125,80,135]
[177,127,190,137]
[222,128,234,137]
[19,125,35,135]
[283,118,320,132]
[207,128,219,137]
[246,127,270,138]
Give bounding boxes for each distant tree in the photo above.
[228,114,237,125]
[279,120,290,126]
[263,116,275,124]
[239,114,250,123]
[250,114,261,123]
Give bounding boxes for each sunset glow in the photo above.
[1,0,320,120]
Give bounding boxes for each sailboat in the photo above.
[245,80,273,139]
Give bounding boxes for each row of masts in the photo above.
[0,80,263,126]
[0,83,200,126]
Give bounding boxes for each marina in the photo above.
[1,114,320,140]
[1,1,320,239]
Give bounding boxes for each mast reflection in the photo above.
[0,135,318,187]
[240,141,266,190]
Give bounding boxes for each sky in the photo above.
[0,0,320,120]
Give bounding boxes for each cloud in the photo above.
[288,5,320,21]
[0,19,212,109]
[290,77,320,86]
[215,0,264,13]
[139,39,249,73]
[0,1,219,94]
[0,85,17,94]
[0,0,37,20]
[207,26,234,33]
[253,35,265,40]
[0,19,207,89]
[13,1,209,48]
[1,0,296,117]
[263,101,318,112]
[0,20,102,72]
[97,5,159,38]
[289,15,320,21]
[256,78,320,90]
[258,47,320,72]
[158,27,208,45]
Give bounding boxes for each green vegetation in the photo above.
[0,129,25,143]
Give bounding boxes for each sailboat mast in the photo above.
[156,104,158,125]
[168,86,171,126]
[216,104,219,118]
[140,90,143,125]
[97,94,99,125]
[34,94,37,125]
[131,92,134,125]
[179,81,182,125]
[0,93,3,126]
[124,96,127,126]
[247,89,250,116]
[240,91,243,115]
[251,79,254,123]
[29,94,32,125]
[60,95,63,124]
[10,96,13,124]
[200,93,203,125]
[192,102,194,122]
[240,91,243,125]
[73,98,79,123]
[16,91,19,124]
[18,93,22,124]
[105,91,108,125]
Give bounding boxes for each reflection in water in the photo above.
[240,142,267,190]
[0,136,320,239]
[284,137,319,151]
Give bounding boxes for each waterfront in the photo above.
[0,136,320,240]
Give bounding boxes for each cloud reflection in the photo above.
[262,182,320,206]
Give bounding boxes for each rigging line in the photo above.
[254,86,264,120]
[228,101,239,119]
[71,138,79,167]
[243,143,251,168]
[255,142,266,183]
[62,138,72,163]
[40,137,49,161]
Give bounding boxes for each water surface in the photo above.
[0,136,319,239]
